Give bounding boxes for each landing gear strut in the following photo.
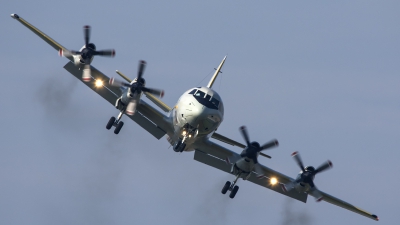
[221,173,240,199]
[106,111,125,134]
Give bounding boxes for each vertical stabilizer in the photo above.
[207,56,226,88]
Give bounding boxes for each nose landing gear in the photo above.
[173,138,186,152]
[173,126,197,152]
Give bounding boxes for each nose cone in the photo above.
[177,99,222,134]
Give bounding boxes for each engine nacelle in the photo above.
[73,55,83,66]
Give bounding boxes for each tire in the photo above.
[229,185,239,199]
[173,142,181,152]
[221,181,231,194]
[179,143,186,152]
[114,121,124,134]
[106,117,116,130]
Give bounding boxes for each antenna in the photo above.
[207,56,227,88]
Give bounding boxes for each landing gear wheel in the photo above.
[106,117,116,130]
[179,143,186,152]
[229,185,239,199]
[221,181,231,194]
[173,142,181,152]
[114,121,124,134]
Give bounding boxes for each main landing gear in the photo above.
[221,173,240,199]
[106,111,124,134]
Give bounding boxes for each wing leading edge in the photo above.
[11,14,73,62]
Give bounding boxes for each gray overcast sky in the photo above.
[1,0,399,224]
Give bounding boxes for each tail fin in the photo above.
[207,56,226,88]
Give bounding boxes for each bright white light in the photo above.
[182,130,187,136]
[270,177,278,185]
[95,80,104,87]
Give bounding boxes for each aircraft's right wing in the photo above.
[309,189,379,221]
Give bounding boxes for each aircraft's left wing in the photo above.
[10,14,73,62]
[309,190,379,221]
[64,62,169,139]
[11,13,171,139]
[193,139,308,203]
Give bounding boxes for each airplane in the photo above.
[11,13,379,221]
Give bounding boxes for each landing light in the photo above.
[95,79,104,87]
[270,177,278,185]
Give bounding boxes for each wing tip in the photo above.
[11,13,20,19]
[372,214,379,221]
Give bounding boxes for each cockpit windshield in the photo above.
[189,89,220,110]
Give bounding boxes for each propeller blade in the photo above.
[314,160,333,174]
[59,49,79,57]
[308,179,316,188]
[292,151,306,173]
[109,77,130,87]
[225,155,241,165]
[253,164,264,178]
[259,152,272,159]
[253,157,258,164]
[82,63,91,82]
[137,60,146,80]
[260,139,279,151]
[84,25,90,45]
[94,49,116,57]
[239,126,251,146]
[309,187,324,202]
[126,100,137,116]
[281,182,295,192]
[142,87,164,98]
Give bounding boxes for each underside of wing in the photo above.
[311,190,379,221]
[63,61,169,139]
[251,164,308,202]
[11,14,73,62]
[193,139,308,203]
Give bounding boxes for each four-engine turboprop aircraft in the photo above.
[11,13,379,221]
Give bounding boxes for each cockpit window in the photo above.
[188,89,197,95]
[189,89,219,110]
[194,90,205,98]
[210,98,220,108]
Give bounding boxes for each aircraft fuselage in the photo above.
[169,86,224,151]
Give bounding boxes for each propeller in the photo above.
[238,126,278,164]
[60,25,115,82]
[289,151,333,201]
[109,60,164,116]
